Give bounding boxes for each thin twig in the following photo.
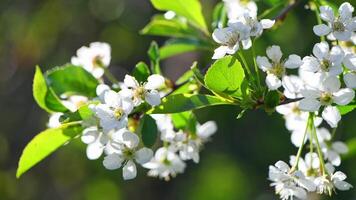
[273,0,303,21]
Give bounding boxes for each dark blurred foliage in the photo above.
[0,0,355,199]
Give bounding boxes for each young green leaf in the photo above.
[338,104,356,115]
[33,66,68,113]
[141,15,199,38]
[46,64,99,97]
[150,0,208,32]
[211,2,227,30]
[149,93,232,114]
[171,111,197,133]
[204,56,245,98]
[148,41,161,74]
[16,123,83,178]
[137,115,158,147]
[160,38,212,59]
[132,62,150,83]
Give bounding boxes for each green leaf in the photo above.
[211,2,227,29]
[160,38,211,59]
[141,15,199,38]
[149,94,232,114]
[132,62,150,83]
[204,56,245,98]
[16,123,83,178]
[171,111,197,133]
[191,62,205,86]
[46,64,99,97]
[138,115,158,147]
[33,66,68,113]
[148,41,161,74]
[338,104,356,115]
[150,0,208,32]
[60,103,96,123]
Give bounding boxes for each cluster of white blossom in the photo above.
[215,1,355,199]
[48,42,218,181]
[212,0,275,59]
[269,2,355,199]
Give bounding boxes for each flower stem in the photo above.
[251,40,261,89]
[312,0,326,42]
[237,50,252,77]
[310,114,327,175]
[291,113,312,172]
[103,68,119,85]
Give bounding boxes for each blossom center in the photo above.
[92,55,104,68]
[320,59,332,72]
[320,92,333,105]
[114,108,124,119]
[332,21,345,32]
[122,148,135,159]
[270,62,285,78]
[134,86,145,99]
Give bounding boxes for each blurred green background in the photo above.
[0,0,355,199]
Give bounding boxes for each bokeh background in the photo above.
[0,0,355,199]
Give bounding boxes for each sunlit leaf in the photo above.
[46,64,99,97]
[211,2,227,29]
[204,56,245,98]
[150,0,208,32]
[16,123,83,178]
[160,38,212,59]
[33,66,68,113]
[141,15,199,38]
[148,41,161,74]
[171,111,197,133]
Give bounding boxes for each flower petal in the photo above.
[212,46,229,59]
[86,141,104,160]
[322,106,341,128]
[260,19,275,29]
[321,76,341,93]
[332,141,349,154]
[313,41,329,60]
[124,75,139,88]
[265,74,282,90]
[284,54,302,69]
[266,45,282,63]
[343,53,356,70]
[299,98,321,112]
[135,147,154,164]
[123,160,137,180]
[339,2,354,22]
[313,24,331,36]
[344,73,356,89]
[145,90,161,106]
[256,56,272,71]
[320,6,335,22]
[197,121,217,139]
[103,153,123,170]
[333,88,355,105]
[145,74,165,90]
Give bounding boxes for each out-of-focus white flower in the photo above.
[212,22,251,59]
[290,153,320,175]
[71,42,111,79]
[61,95,89,112]
[321,141,349,166]
[47,113,63,128]
[313,3,356,41]
[91,89,133,132]
[301,42,345,76]
[102,129,153,180]
[143,147,186,181]
[223,0,257,22]
[121,75,164,106]
[257,45,302,90]
[299,76,354,127]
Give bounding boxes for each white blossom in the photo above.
[143,147,186,181]
[301,42,345,76]
[212,22,251,59]
[321,141,349,166]
[71,42,111,79]
[313,3,356,41]
[102,129,153,180]
[91,88,134,132]
[120,75,164,106]
[223,0,257,22]
[257,45,302,90]
[299,76,354,127]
